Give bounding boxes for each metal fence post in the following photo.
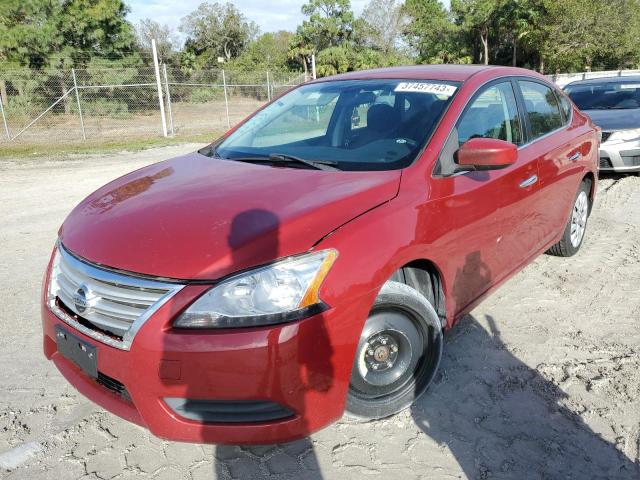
[266,71,271,102]
[151,39,168,137]
[163,63,175,136]
[0,91,10,141]
[71,68,86,141]
[222,69,231,129]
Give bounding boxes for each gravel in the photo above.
[1,145,639,479]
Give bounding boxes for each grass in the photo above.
[0,132,222,159]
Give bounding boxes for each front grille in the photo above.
[601,131,613,143]
[97,372,131,402]
[600,157,613,169]
[48,244,184,350]
[621,154,640,167]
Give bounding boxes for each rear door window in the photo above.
[518,80,564,140]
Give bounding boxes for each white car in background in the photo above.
[565,76,640,174]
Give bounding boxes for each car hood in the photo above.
[582,108,640,131]
[60,151,401,280]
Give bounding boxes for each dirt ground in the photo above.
[0,144,639,479]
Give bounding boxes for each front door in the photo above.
[429,80,540,315]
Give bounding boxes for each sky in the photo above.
[127,0,451,37]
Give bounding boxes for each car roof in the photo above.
[311,65,546,83]
[565,75,640,87]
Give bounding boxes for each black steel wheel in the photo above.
[346,281,443,419]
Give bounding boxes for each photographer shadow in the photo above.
[212,209,327,479]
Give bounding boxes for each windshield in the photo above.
[565,81,640,110]
[213,79,460,171]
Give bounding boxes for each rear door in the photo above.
[515,79,582,246]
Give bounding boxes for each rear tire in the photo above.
[346,281,443,419]
[547,179,591,257]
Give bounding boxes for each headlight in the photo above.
[173,249,337,328]
[606,128,640,144]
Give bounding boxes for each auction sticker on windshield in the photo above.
[394,82,458,97]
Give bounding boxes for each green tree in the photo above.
[296,0,362,52]
[541,0,640,73]
[495,0,545,67]
[52,0,137,67]
[288,31,315,77]
[0,0,62,105]
[403,0,468,63]
[0,0,137,111]
[52,0,138,113]
[315,45,410,76]
[232,31,296,71]
[292,0,415,77]
[179,2,259,65]
[289,0,364,76]
[451,0,503,65]
[0,0,62,69]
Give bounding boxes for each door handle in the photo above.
[569,152,581,162]
[519,175,538,188]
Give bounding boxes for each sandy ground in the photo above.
[0,145,639,480]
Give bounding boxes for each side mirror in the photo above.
[456,138,517,171]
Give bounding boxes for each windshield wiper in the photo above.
[269,153,340,171]
[226,153,340,171]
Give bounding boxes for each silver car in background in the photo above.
[565,76,640,174]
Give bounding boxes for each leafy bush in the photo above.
[189,87,223,103]
[4,95,41,119]
[82,99,130,117]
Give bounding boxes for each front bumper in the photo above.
[42,284,373,444]
[599,139,640,172]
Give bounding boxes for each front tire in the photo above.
[547,179,591,257]
[346,281,443,419]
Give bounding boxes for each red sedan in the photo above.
[41,65,598,444]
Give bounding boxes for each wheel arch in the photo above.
[389,259,447,329]
[582,171,595,214]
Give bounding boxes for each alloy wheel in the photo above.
[570,190,589,248]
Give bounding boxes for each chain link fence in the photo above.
[4,65,640,148]
[0,66,306,146]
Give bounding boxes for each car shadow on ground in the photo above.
[411,313,640,479]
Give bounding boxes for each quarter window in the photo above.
[457,82,523,146]
[519,81,564,139]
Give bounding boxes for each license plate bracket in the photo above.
[55,325,98,378]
